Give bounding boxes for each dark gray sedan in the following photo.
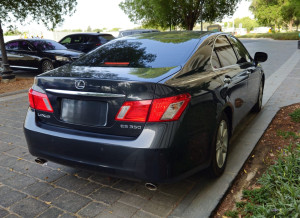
[24,31,267,183]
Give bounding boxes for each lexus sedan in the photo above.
[59,33,115,53]
[24,31,267,183]
[0,39,83,73]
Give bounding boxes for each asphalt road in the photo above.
[240,39,298,78]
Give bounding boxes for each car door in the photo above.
[211,35,250,129]
[228,36,261,109]
[16,40,40,69]
[4,41,21,67]
[64,34,86,52]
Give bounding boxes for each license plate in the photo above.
[61,99,107,126]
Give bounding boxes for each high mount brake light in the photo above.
[28,88,53,113]
[104,62,130,66]
[115,93,191,122]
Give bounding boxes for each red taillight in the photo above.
[115,100,152,122]
[96,43,102,46]
[115,93,191,122]
[28,88,53,113]
[148,93,191,122]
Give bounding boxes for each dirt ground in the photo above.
[213,103,300,217]
[0,78,34,94]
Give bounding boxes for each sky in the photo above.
[7,0,254,32]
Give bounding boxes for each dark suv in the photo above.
[59,33,115,53]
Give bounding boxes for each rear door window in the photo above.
[19,41,35,51]
[5,41,19,50]
[212,35,238,68]
[60,36,72,44]
[72,35,87,44]
[228,36,252,64]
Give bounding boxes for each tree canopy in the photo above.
[0,0,77,30]
[234,17,259,32]
[250,0,300,30]
[119,0,240,30]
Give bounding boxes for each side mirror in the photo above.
[254,52,268,65]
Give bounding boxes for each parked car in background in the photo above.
[59,33,115,53]
[0,39,83,73]
[118,29,160,37]
[24,31,267,183]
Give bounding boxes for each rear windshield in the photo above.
[31,40,67,51]
[72,38,199,68]
[99,35,115,43]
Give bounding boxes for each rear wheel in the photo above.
[209,113,229,177]
[252,81,263,113]
[41,60,54,73]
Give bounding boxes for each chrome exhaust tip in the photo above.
[145,183,158,191]
[35,158,47,165]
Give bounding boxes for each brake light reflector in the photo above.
[104,62,130,66]
[148,93,191,122]
[28,88,53,113]
[115,93,191,123]
[115,100,152,122]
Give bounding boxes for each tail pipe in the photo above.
[35,158,47,165]
[145,183,158,191]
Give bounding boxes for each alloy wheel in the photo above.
[42,60,54,72]
[216,120,228,168]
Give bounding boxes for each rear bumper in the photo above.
[24,108,177,182]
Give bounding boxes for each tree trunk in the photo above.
[289,20,293,31]
[0,21,14,80]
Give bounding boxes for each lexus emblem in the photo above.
[75,80,85,89]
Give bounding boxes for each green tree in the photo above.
[4,25,22,36]
[0,0,77,80]
[250,0,300,31]
[234,17,259,32]
[86,26,92,32]
[119,0,240,31]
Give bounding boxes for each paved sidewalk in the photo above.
[0,50,299,217]
[0,94,198,218]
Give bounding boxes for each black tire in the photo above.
[209,113,230,177]
[40,60,54,73]
[252,81,263,113]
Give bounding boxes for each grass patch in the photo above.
[277,130,299,140]
[224,210,239,218]
[290,108,300,123]
[224,143,300,217]
[237,32,299,40]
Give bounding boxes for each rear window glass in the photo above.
[99,35,115,43]
[32,40,67,51]
[5,41,19,50]
[72,38,199,68]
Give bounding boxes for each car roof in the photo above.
[6,38,56,43]
[119,31,219,41]
[62,33,113,36]
[119,29,159,32]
